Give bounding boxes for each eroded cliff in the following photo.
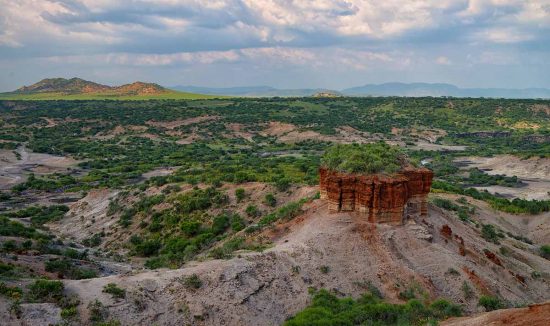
[319,166,433,224]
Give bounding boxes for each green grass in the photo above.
[0,90,226,100]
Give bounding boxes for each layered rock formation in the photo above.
[319,166,433,225]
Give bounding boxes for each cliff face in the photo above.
[319,167,433,225]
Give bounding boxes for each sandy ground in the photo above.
[455,155,550,200]
[0,146,80,190]
[442,302,550,326]
[473,181,550,200]
[141,167,177,179]
[414,141,467,151]
[47,189,120,243]
[458,155,550,181]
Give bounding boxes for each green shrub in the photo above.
[211,213,230,235]
[275,178,291,192]
[144,256,167,269]
[45,259,97,279]
[133,239,162,257]
[264,193,277,207]
[481,224,500,244]
[88,299,107,323]
[285,289,461,326]
[540,244,550,259]
[181,220,202,236]
[321,143,408,174]
[2,240,18,252]
[182,274,202,290]
[398,287,417,300]
[461,281,474,300]
[235,188,245,202]
[0,282,23,300]
[103,283,125,299]
[430,299,463,319]
[433,198,459,211]
[0,263,15,277]
[230,214,245,232]
[245,205,260,217]
[83,232,103,247]
[27,279,64,303]
[61,306,78,319]
[447,267,460,276]
[478,296,503,311]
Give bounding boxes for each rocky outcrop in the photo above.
[319,166,433,225]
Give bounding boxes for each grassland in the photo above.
[0,90,226,100]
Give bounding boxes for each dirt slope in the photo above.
[441,302,550,326]
[8,197,546,326]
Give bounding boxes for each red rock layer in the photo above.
[319,166,433,225]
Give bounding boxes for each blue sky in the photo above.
[0,0,549,91]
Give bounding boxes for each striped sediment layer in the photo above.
[319,166,433,225]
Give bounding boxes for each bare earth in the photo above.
[0,146,80,190]
[456,155,550,200]
[442,302,550,326]
[6,193,548,325]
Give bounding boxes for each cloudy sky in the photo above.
[0,0,549,91]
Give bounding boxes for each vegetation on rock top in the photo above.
[321,143,411,175]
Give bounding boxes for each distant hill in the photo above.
[15,77,111,94]
[342,82,550,99]
[172,85,335,97]
[1,78,221,100]
[4,79,549,99]
[174,83,550,99]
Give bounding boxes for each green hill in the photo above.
[0,78,223,100]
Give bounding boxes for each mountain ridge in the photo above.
[175,82,550,98]
[15,78,169,96]
[343,82,550,98]
[5,78,550,99]
[1,77,221,100]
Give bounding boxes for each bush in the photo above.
[478,296,503,311]
[285,289,461,325]
[45,259,97,279]
[235,188,245,202]
[461,281,474,300]
[264,193,277,207]
[433,198,459,211]
[321,143,408,174]
[275,178,291,192]
[540,245,550,259]
[430,299,463,319]
[27,279,64,303]
[61,306,78,319]
[88,299,108,323]
[133,239,162,257]
[182,274,202,290]
[181,220,202,236]
[230,214,245,232]
[103,283,125,299]
[0,282,23,300]
[481,224,501,244]
[245,205,260,217]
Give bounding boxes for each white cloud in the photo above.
[436,56,452,65]
[0,0,548,90]
[474,27,534,43]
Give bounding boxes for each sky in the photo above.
[0,0,549,92]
